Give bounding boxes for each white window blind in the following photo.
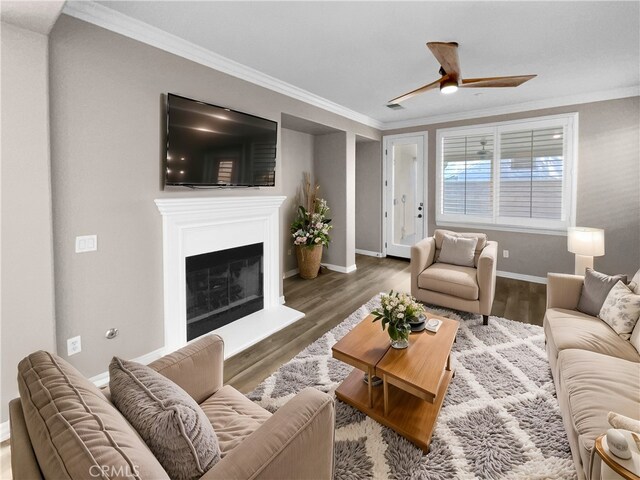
[442,134,493,219]
[436,114,576,234]
[499,128,564,221]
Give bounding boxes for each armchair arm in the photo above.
[546,273,584,310]
[149,334,224,404]
[203,388,335,480]
[477,241,498,316]
[411,237,436,296]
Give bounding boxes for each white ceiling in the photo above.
[90,1,639,126]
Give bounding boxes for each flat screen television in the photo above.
[165,94,277,187]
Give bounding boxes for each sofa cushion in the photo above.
[17,351,169,480]
[109,357,220,480]
[599,280,640,340]
[437,234,478,267]
[577,268,627,317]
[555,349,640,473]
[418,263,479,300]
[199,385,271,457]
[544,308,640,363]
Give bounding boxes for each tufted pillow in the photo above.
[599,281,640,340]
[109,357,220,480]
[577,268,627,317]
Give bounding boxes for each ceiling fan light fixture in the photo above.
[440,78,458,94]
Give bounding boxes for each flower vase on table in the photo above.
[371,291,426,349]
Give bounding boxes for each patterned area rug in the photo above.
[248,296,576,479]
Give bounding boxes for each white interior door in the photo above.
[384,133,426,258]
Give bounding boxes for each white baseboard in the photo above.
[496,270,547,284]
[322,263,357,274]
[283,268,299,279]
[355,249,384,258]
[89,346,168,388]
[1,420,9,442]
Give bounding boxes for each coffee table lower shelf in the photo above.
[335,368,454,452]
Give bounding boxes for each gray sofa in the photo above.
[544,273,640,480]
[10,334,335,480]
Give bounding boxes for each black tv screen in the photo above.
[165,94,277,187]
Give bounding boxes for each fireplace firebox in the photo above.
[185,243,263,341]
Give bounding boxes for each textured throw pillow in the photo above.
[577,268,627,317]
[437,234,478,267]
[599,281,640,340]
[109,357,220,480]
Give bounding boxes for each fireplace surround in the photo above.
[155,196,304,358]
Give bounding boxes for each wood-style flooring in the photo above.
[0,255,546,478]
[225,254,546,394]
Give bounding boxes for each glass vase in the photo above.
[390,327,410,349]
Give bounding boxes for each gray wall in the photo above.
[48,15,379,377]
[385,96,640,278]
[1,23,57,423]
[280,128,315,273]
[314,132,356,269]
[355,141,383,253]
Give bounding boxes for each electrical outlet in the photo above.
[503,249,510,259]
[75,235,98,253]
[67,336,81,356]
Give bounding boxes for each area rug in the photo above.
[248,295,577,479]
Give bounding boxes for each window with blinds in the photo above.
[436,114,576,233]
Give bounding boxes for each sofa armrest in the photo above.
[411,237,436,296]
[202,387,335,480]
[149,334,224,404]
[546,273,584,310]
[10,398,44,480]
[477,241,498,316]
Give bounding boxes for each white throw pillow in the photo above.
[599,281,640,340]
[437,234,478,268]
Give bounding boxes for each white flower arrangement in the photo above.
[371,291,426,342]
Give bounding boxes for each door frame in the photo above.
[382,131,428,258]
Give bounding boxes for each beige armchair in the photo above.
[411,229,498,325]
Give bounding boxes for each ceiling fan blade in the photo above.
[460,75,537,88]
[388,76,447,104]
[427,42,461,78]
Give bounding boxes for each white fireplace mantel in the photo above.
[155,196,304,358]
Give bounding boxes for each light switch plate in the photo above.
[75,235,97,253]
[503,249,510,258]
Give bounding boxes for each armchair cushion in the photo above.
[109,357,221,480]
[418,263,479,300]
[434,229,487,267]
[436,234,477,267]
[200,385,271,457]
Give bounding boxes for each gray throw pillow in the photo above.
[109,357,220,480]
[437,234,478,267]
[577,268,627,317]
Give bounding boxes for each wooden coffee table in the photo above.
[332,314,459,452]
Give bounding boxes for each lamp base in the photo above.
[574,254,594,275]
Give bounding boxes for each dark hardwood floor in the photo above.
[226,254,547,394]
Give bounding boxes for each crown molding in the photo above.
[62,1,384,130]
[381,86,640,130]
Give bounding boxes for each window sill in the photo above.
[435,220,569,236]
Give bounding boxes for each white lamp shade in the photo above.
[568,227,605,256]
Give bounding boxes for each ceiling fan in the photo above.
[388,42,537,105]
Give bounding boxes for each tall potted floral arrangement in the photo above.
[372,291,426,349]
[291,173,332,279]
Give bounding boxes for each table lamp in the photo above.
[568,227,605,275]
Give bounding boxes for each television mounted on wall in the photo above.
[165,93,277,187]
